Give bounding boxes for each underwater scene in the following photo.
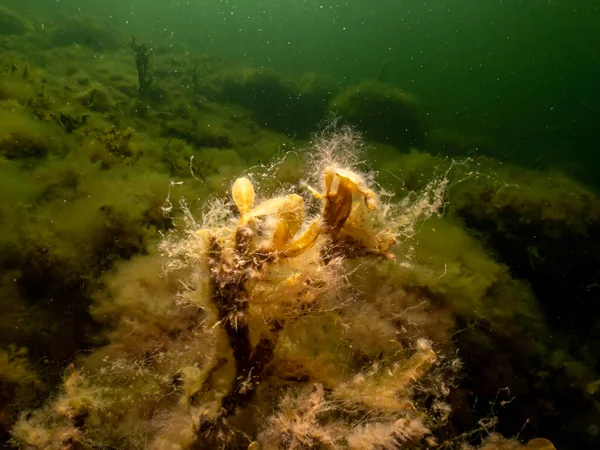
[0,1,599,449]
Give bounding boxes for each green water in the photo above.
[1,1,600,449]
[11,0,600,172]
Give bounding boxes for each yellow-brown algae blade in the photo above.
[250,195,304,238]
[328,171,341,197]
[323,166,336,195]
[282,218,322,258]
[306,184,324,199]
[323,185,353,232]
[336,168,378,210]
[277,194,304,238]
[272,219,291,252]
[232,177,255,217]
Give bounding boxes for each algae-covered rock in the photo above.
[451,162,600,238]
[449,162,600,380]
[0,7,33,36]
[330,81,424,149]
[214,68,290,119]
[213,68,337,136]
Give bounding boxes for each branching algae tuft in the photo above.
[10,130,553,450]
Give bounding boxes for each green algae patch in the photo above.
[406,216,547,336]
[0,76,36,104]
[0,108,69,160]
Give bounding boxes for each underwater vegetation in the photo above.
[7,129,555,450]
[0,5,598,450]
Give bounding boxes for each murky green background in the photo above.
[8,0,599,177]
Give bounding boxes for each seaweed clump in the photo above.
[9,128,555,450]
[130,38,154,96]
[10,129,459,449]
